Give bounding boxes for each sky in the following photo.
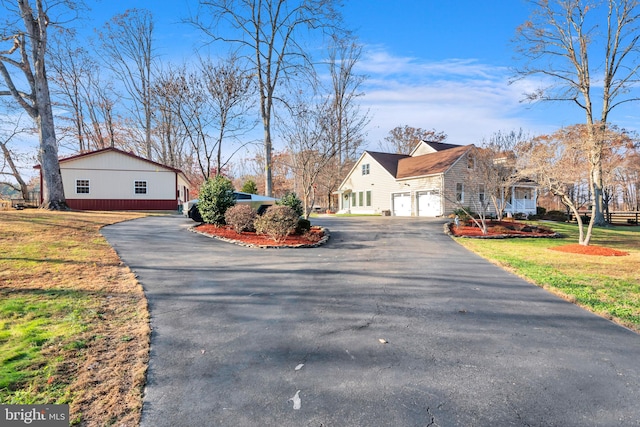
[5,0,640,162]
[80,0,622,149]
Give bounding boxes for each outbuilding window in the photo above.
[362,163,370,175]
[134,181,148,195]
[76,179,90,194]
[366,190,372,207]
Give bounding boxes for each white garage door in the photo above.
[418,190,441,217]
[392,193,411,216]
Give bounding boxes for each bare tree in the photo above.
[200,55,257,176]
[0,0,73,209]
[49,29,89,152]
[48,28,120,152]
[99,8,156,159]
[151,68,190,170]
[0,114,30,200]
[154,58,255,181]
[191,0,343,196]
[154,65,213,178]
[476,129,531,220]
[599,125,635,214]
[516,126,593,245]
[379,125,448,154]
[282,100,337,218]
[515,0,640,226]
[326,35,369,164]
[82,69,119,150]
[615,140,640,210]
[320,36,369,209]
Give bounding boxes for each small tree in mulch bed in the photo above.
[276,191,304,217]
[254,205,299,242]
[198,176,236,225]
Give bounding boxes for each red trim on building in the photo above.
[66,199,179,211]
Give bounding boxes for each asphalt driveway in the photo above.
[102,215,640,427]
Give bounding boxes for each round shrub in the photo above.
[198,176,236,225]
[225,204,257,233]
[296,218,311,235]
[544,210,568,222]
[276,191,303,217]
[254,205,299,242]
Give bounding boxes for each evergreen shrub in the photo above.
[296,218,311,235]
[276,192,303,217]
[198,176,236,225]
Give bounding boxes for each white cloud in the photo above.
[356,47,561,147]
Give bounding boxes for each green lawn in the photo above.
[0,210,149,425]
[453,222,640,331]
[0,290,89,404]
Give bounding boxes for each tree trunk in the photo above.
[263,115,273,197]
[19,0,67,210]
[591,161,606,226]
[38,83,67,209]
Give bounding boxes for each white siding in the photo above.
[397,175,443,216]
[338,153,396,214]
[61,151,178,200]
[410,141,438,157]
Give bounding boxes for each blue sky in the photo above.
[82,0,606,148]
[8,0,639,162]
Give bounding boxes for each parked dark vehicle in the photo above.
[186,192,278,222]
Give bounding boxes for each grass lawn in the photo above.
[0,209,148,426]
[453,221,640,332]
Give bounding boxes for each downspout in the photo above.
[175,173,179,209]
[441,174,445,216]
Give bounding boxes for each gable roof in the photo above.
[57,147,185,174]
[408,140,462,156]
[366,151,410,177]
[420,140,462,152]
[397,144,471,179]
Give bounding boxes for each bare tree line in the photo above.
[2,0,640,223]
[1,0,373,207]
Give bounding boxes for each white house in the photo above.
[38,147,191,211]
[335,141,537,217]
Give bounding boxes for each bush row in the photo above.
[199,177,308,242]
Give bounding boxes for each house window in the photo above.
[366,190,372,207]
[478,185,485,203]
[362,163,370,175]
[467,154,475,169]
[359,191,364,206]
[351,192,357,207]
[76,179,90,194]
[134,181,148,195]
[456,183,464,202]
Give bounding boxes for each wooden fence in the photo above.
[570,211,640,225]
[606,211,640,225]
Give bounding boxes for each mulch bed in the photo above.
[550,244,629,257]
[447,220,629,256]
[193,224,329,248]
[448,220,559,238]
